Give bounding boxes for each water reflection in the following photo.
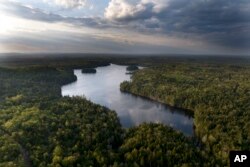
[61,64,194,136]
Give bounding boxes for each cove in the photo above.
[61,64,194,136]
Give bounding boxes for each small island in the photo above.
[126,65,139,71]
[81,68,97,73]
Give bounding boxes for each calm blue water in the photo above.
[61,64,194,136]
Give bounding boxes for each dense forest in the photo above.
[126,65,139,71]
[0,62,207,167]
[120,63,250,165]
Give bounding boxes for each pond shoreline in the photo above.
[120,89,194,118]
[62,64,194,136]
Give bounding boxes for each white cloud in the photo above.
[105,0,138,20]
[105,0,169,20]
[47,0,87,9]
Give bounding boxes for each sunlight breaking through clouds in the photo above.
[0,0,249,55]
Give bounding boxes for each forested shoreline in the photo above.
[120,63,250,166]
[0,62,206,167]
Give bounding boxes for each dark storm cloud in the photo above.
[105,0,250,49]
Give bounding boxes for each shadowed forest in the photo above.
[0,55,249,167]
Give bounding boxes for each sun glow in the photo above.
[0,13,18,34]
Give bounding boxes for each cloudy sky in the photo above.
[0,0,249,55]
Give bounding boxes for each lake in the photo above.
[61,64,194,136]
